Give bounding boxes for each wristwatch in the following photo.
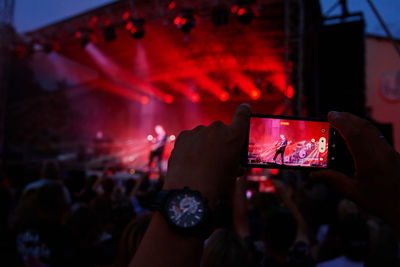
[149,187,213,238]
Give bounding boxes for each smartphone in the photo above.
[242,114,354,174]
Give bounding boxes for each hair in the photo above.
[37,182,67,223]
[114,212,153,267]
[14,187,40,227]
[201,229,247,267]
[40,160,61,181]
[263,207,297,254]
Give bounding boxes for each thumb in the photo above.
[310,170,357,199]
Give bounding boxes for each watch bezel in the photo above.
[160,187,213,237]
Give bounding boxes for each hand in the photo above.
[310,111,400,228]
[163,104,251,209]
[233,176,249,238]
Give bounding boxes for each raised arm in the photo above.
[130,104,251,267]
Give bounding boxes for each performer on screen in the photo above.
[273,134,288,164]
[148,125,167,172]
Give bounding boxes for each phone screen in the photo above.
[246,115,330,169]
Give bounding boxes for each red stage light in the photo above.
[219,91,229,102]
[287,85,294,99]
[270,169,279,175]
[90,16,98,25]
[122,11,130,21]
[125,21,133,30]
[191,93,200,103]
[174,16,181,25]
[231,6,238,14]
[167,1,176,11]
[75,31,82,39]
[237,8,246,16]
[164,94,174,104]
[250,89,261,100]
[181,18,188,25]
[141,96,149,104]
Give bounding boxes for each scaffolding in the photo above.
[284,0,305,116]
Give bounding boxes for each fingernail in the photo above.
[328,111,340,121]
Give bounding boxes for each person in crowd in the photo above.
[23,159,71,204]
[130,105,400,267]
[316,215,369,267]
[201,229,248,267]
[15,182,71,266]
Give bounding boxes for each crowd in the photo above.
[1,104,400,267]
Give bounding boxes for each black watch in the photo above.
[149,187,213,238]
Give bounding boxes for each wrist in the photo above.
[163,173,220,211]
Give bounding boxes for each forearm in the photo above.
[130,212,204,267]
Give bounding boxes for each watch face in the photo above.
[165,191,205,229]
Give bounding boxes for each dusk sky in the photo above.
[14,0,400,39]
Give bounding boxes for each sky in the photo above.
[13,0,400,39]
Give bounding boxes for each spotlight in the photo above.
[250,89,261,100]
[164,94,174,104]
[75,28,93,47]
[191,93,200,103]
[125,19,145,39]
[174,10,195,33]
[103,24,116,42]
[232,6,254,24]
[219,91,230,102]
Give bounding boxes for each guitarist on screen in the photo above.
[273,134,287,164]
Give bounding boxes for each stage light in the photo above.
[75,29,91,47]
[103,24,116,42]
[250,89,261,100]
[169,135,176,141]
[129,169,136,175]
[234,6,254,24]
[147,135,154,141]
[286,84,294,99]
[125,19,145,39]
[219,91,230,102]
[164,94,174,104]
[191,93,200,103]
[140,96,149,104]
[174,11,195,33]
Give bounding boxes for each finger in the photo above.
[310,170,358,200]
[328,111,389,170]
[191,125,205,132]
[229,103,251,141]
[209,120,227,128]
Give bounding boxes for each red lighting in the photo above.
[164,94,174,104]
[191,93,200,103]
[287,84,294,99]
[231,6,238,14]
[174,16,181,25]
[141,96,149,104]
[237,8,246,16]
[75,31,82,39]
[122,11,130,21]
[219,91,229,102]
[167,1,176,11]
[250,89,261,100]
[90,16,98,25]
[181,18,188,25]
[125,21,133,30]
[130,27,137,34]
[270,169,279,175]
